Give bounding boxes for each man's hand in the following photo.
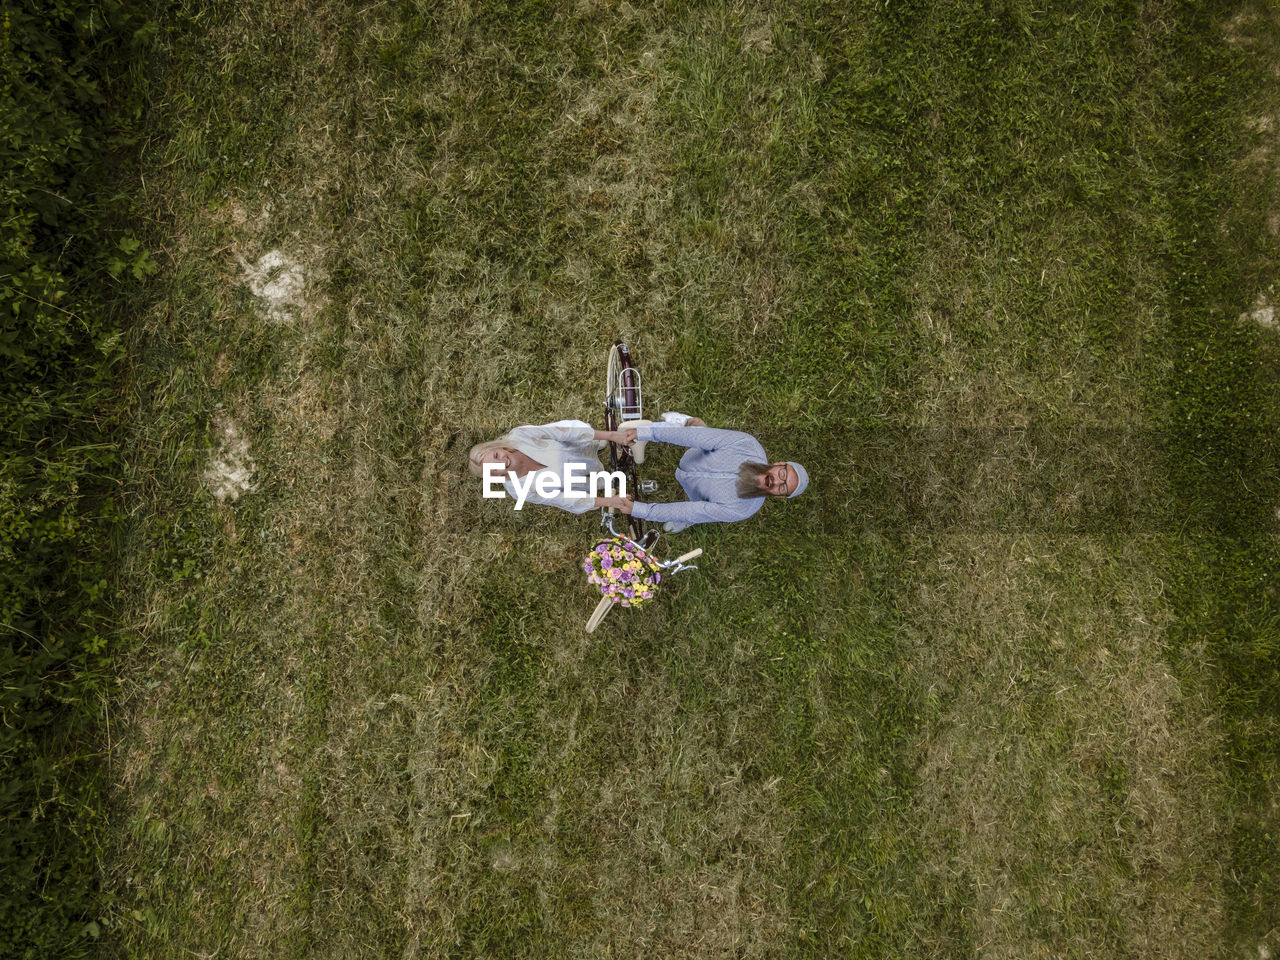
[600,495,634,515]
[686,417,706,427]
[621,428,638,446]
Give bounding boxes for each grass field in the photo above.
[105,0,1280,956]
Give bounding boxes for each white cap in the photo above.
[786,462,808,498]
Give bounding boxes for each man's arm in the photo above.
[628,497,758,526]
[627,423,757,453]
[658,414,707,428]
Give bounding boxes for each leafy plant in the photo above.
[0,0,151,955]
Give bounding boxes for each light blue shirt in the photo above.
[630,424,767,528]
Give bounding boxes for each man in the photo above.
[600,413,809,532]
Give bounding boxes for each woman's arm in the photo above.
[511,420,630,447]
[509,481,599,514]
[510,419,594,445]
[594,429,631,444]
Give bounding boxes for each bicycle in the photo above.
[602,339,647,539]
[585,341,703,633]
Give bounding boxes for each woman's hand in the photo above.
[597,495,635,514]
[594,429,635,447]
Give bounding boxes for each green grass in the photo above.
[102,0,1279,956]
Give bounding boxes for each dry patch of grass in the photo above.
[241,248,317,323]
[202,411,257,502]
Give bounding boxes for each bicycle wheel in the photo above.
[606,342,624,417]
[607,341,641,421]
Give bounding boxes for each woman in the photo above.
[468,419,632,514]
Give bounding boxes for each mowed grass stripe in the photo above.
[115,2,806,955]
[663,0,1231,956]
[1165,2,1280,954]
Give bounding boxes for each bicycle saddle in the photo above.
[629,419,653,464]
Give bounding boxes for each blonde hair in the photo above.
[467,437,513,476]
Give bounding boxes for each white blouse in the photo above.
[502,419,604,514]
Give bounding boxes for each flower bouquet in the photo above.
[583,537,661,608]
